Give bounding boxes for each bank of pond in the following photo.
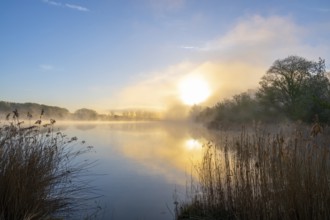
[0,116,329,220]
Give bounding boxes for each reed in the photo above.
[179,124,330,220]
[0,110,99,220]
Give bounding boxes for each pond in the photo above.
[58,121,207,220]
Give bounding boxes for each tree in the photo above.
[301,63,330,122]
[257,56,329,121]
[73,108,98,120]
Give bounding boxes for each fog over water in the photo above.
[57,121,208,220]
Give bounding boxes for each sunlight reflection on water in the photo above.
[185,139,203,151]
[56,121,206,220]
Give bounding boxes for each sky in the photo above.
[1,0,330,113]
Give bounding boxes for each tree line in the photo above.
[0,102,159,121]
[194,55,330,128]
[0,101,70,119]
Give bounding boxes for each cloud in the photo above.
[65,4,89,12]
[42,0,89,12]
[107,15,329,115]
[195,15,329,65]
[43,0,61,7]
[201,15,304,61]
[180,45,201,50]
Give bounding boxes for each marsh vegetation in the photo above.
[0,110,99,220]
[178,124,330,220]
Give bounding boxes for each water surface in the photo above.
[59,121,206,220]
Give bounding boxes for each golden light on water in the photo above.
[179,76,211,105]
[185,139,202,151]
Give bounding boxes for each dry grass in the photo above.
[179,124,330,220]
[0,110,99,220]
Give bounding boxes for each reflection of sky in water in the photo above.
[56,121,206,220]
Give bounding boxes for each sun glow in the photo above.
[179,76,211,105]
[185,139,202,151]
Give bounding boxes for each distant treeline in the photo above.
[0,102,159,121]
[0,101,70,120]
[193,55,330,128]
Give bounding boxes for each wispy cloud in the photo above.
[203,15,302,52]
[43,0,62,7]
[65,4,89,12]
[180,15,307,60]
[205,15,329,67]
[179,45,201,50]
[42,0,89,12]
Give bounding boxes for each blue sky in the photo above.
[1,0,330,113]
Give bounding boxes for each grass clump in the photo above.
[179,124,330,220]
[0,110,98,220]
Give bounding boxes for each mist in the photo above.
[103,15,329,120]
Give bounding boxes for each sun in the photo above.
[185,139,202,150]
[179,76,211,105]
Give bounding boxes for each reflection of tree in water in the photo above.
[188,123,209,140]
